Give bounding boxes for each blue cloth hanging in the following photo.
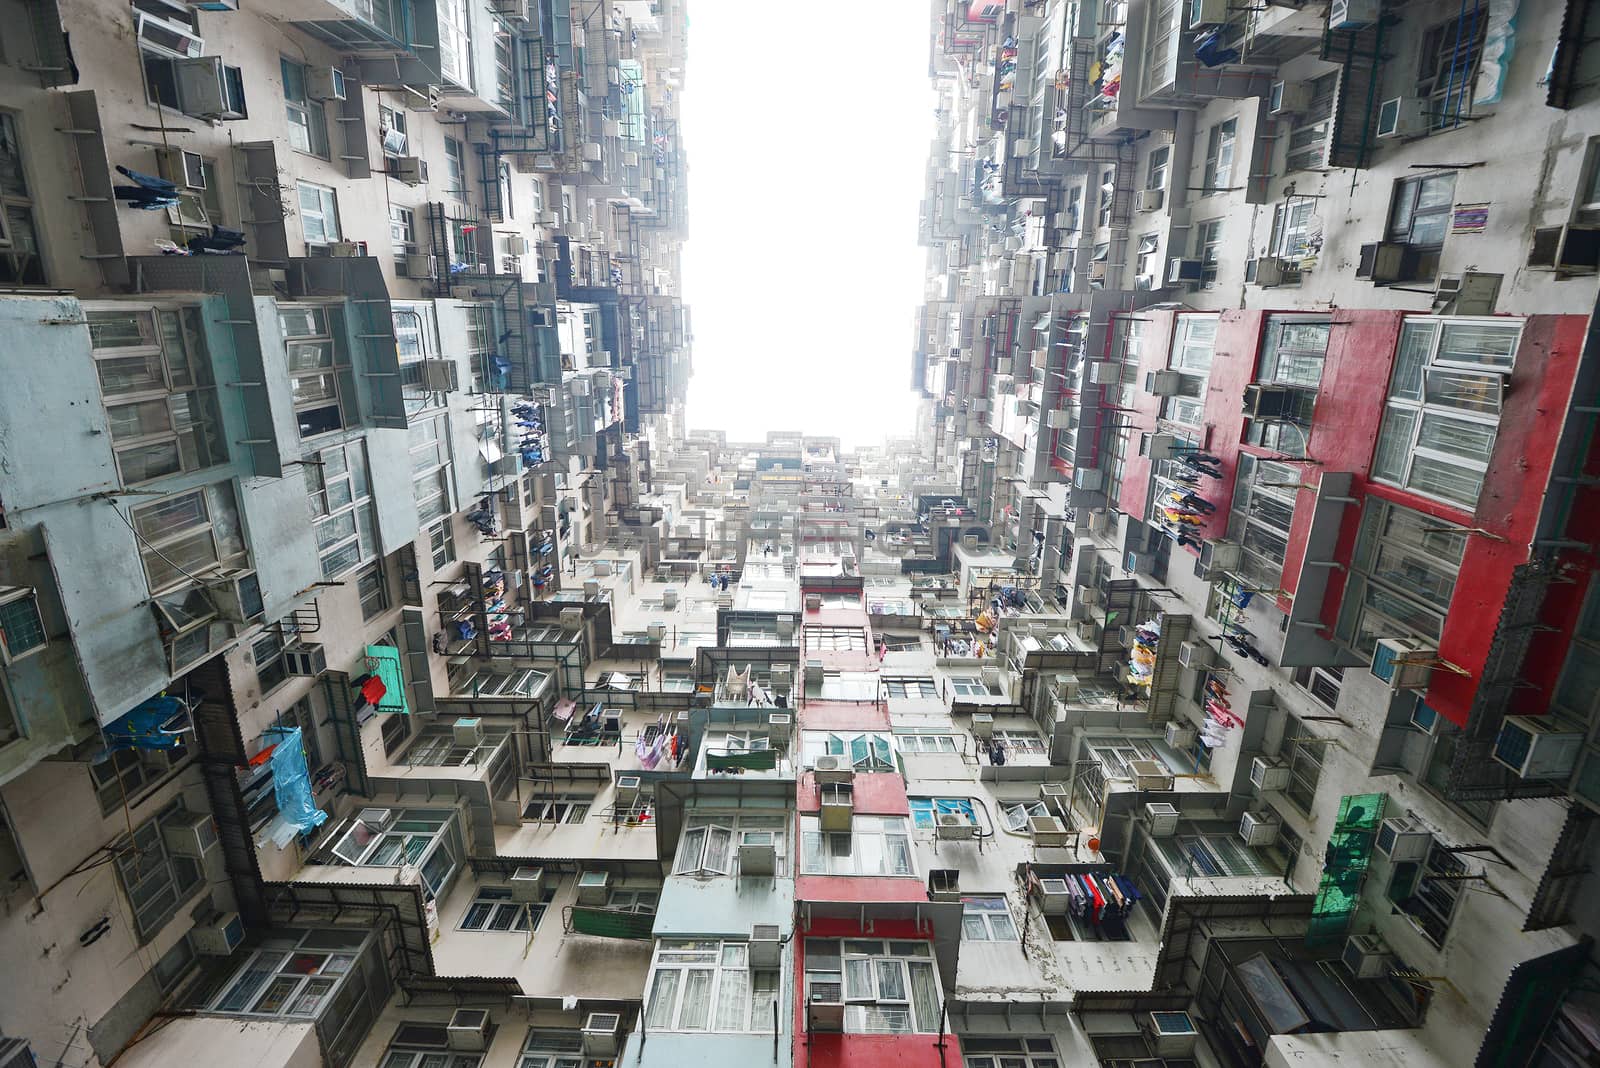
[262,726,327,834]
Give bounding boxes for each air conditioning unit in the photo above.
[173,56,246,120]
[1089,360,1121,384]
[1268,80,1311,115]
[740,834,778,876]
[1028,814,1073,848]
[1188,0,1227,27]
[1493,716,1584,779]
[1177,640,1213,670]
[819,781,854,832]
[1146,801,1180,836]
[1239,810,1280,847]
[581,142,603,162]
[581,1012,621,1057]
[1011,138,1035,158]
[327,241,362,257]
[1243,382,1300,419]
[1164,721,1197,749]
[1135,188,1165,213]
[1129,759,1174,791]
[1145,432,1181,461]
[205,569,263,624]
[970,712,994,740]
[577,870,610,905]
[419,358,459,392]
[137,11,204,58]
[583,580,601,599]
[1376,96,1426,139]
[1329,0,1380,30]
[1250,756,1291,792]
[805,593,822,611]
[190,911,245,955]
[446,1009,491,1052]
[505,233,528,255]
[614,774,641,806]
[560,607,585,630]
[1409,698,1440,736]
[772,664,793,690]
[1528,225,1600,274]
[749,924,782,967]
[768,712,792,726]
[1036,876,1072,913]
[509,866,544,901]
[154,146,207,190]
[390,156,429,186]
[402,253,437,278]
[1144,369,1182,396]
[1199,540,1243,572]
[1250,257,1290,287]
[807,986,845,1031]
[358,807,394,829]
[1074,467,1104,491]
[306,66,347,101]
[1148,1010,1199,1057]
[935,812,977,840]
[1167,257,1204,286]
[1375,815,1433,862]
[1370,638,1436,691]
[1342,933,1393,978]
[928,868,962,901]
[161,810,219,860]
[453,717,484,747]
[1356,240,1414,283]
[1089,510,1114,538]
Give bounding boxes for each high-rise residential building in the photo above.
[0,1,1597,1067]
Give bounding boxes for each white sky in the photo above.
[679,1,935,448]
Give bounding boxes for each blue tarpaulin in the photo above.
[264,727,327,834]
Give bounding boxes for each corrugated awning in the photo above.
[567,906,655,940]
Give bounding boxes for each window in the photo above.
[1416,15,1488,132]
[948,675,993,697]
[1195,218,1223,287]
[1285,72,1338,171]
[1386,173,1456,279]
[253,630,288,693]
[1336,498,1468,658]
[1372,318,1520,508]
[406,724,507,766]
[114,803,205,940]
[993,728,1046,754]
[1390,841,1469,946]
[804,939,942,1034]
[1244,317,1329,454]
[88,306,226,484]
[801,731,893,771]
[1225,455,1299,587]
[1145,145,1169,190]
[645,940,779,1033]
[1096,166,1115,229]
[529,177,544,216]
[883,677,937,699]
[390,205,416,266]
[379,1022,483,1068]
[429,519,457,569]
[129,483,247,592]
[1280,714,1323,815]
[296,181,341,247]
[166,155,225,244]
[409,413,453,524]
[523,795,590,823]
[1294,664,1343,710]
[443,137,466,196]
[280,304,352,438]
[281,59,329,158]
[800,815,914,876]
[961,896,1019,941]
[438,0,474,88]
[91,744,188,815]
[356,561,389,620]
[0,588,45,662]
[964,1037,1062,1068]
[1001,800,1049,832]
[1202,118,1237,192]
[1135,232,1161,283]
[675,814,787,877]
[329,808,461,899]
[1087,736,1161,779]
[304,441,377,579]
[459,885,552,931]
[498,160,514,219]
[518,1032,584,1068]
[1270,198,1315,263]
[897,734,959,754]
[212,928,372,1019]
[806,626,867,652]
[1160,314,1217,425]
[0,112,44,285]
[607,888,659,913]
[1577,137,1600,225]
[378,104,408,157]
[907,797,977,829]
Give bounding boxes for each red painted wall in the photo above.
[797,770,908,815]
[797,701,892,732]
[1115,310,1177,519]
[793,875,930,904]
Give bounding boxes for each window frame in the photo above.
[0,111,45,286]
[303,440,377,579]
[1201,117,1237,193]
[0,587,47,662]
[799,815,915,877]
[296,180,342,248]
[644,939,780,1034]
[457,884,552,932]
[281,58,330,159]
[960,895,1020,942]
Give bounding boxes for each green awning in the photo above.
[569,906,655,940]
[364,644,409,714]
[707,749,779,771]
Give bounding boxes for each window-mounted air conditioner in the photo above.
[1089,360,1121,384]
[1167,257,1204,286]
[1146,801,1180,836]
[174,56,247,120]
[1242,382,1300,419]
[1165,721,1197,749]
[1249,256,1290,287]
[162,810,220,860]
[190,911,245,955]
[402,253,437,279]
[819,781,854,832]
[1376,96,1426,139]
[155,146,207,190]
[1357,240,1415,283]
[1040,782,1070,803]
[581,1013,621,1056]
[1144,432,1180,461]
[284,643,328,677]
[807,984,845,1031]
[205,568,263,624]
[418,358,460,392]
[935,812,976,840]
[137,11,204,59]
[1145,369,1182,396]
[1250,756,1291,792]
[1088,510,1113,538]
[509,866,544,901]
[1189,0,1227,27]
[452,717,484,747]
[1129,759,1173,791]
[928,868,962,901]
[740,833,778,876]
[446,1009,490,1052]
[970,712,994,740]
[1528,225,1600,274]
[1329,0,1381,30]
[614,774,641,806]
[1136,188,1164,212]
[1375,815,1433,862]
[505,233,528,255]
[560,607,585,630]
[749,924,782,967]
[1198,539,1243,572]
[1036,876,1072,914]
[1410,698,1440,736]
[1493,715,1584,779]
[1342,933,1393,978]
[1147,1010,1199,1057]
[1370,637,1435,691]
[306,66,347,102]
[1268,80,1311,115]
[327,240,363,257]
[1177,640,1213,670]
[1028,814,1073,848]
[1239,810,1280,846]
[390,156,428,185]
[1074,467,1104,491]
[576,870,610,905]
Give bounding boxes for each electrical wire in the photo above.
[103,498,215,590]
